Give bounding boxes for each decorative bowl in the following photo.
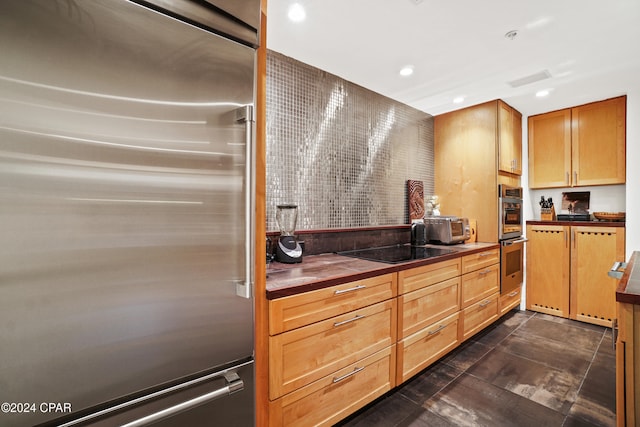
[593,212,626,221]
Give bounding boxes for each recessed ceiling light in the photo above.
[536,89,550,97]
[288,2,306,22]
[504,30,518,41]
[453,96,465,104]
[399,65,414,77]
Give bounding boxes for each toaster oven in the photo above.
[424,216,470,245]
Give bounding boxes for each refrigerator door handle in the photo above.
[121,372,244,427]
[235,105,255,299]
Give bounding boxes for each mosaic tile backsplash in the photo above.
[266,51,435,231]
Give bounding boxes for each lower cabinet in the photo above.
[616,301,639,427]
[397,312,459,383]
[268,276,398,427]
[268,248,513,426]
[269,298,397,400]
[499,285,522,316]
[571,226,625,326]
[460,250,500,341]
[526,224,625,327]
[269,346,396,427]
[461,293,499,341]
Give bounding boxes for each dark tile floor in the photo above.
[335,309,616,427]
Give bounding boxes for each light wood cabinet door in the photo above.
[269,346,395,427]
[461,248,500,274]
[499,285,522,316]
[529,96,626,188]
[269,299,396,400]
[528,109,572,188]
[461,263,499,309]
[570,226,625,327]
[616,301,639,427]
[498,100,522,175]
[526,224,570,318]
[397,258,461,295]
[571,96,626,186]
[269,273,396,335]
[435,101,498,243]
[396,312,460,383]
[461,292,499,341]
[398,276,460,339]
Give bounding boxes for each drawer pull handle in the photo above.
[428,324,447,336]
[507,290,519,297]
[334,285,366,295]
[333,314,365,327]
[479,252,492,257]
[332,366,365,383]
[478,269,492,276]
[479,299,492,308]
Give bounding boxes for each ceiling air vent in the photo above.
[508,70,552,88]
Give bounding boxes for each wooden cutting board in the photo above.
[466,219,477,243]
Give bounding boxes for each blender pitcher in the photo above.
[275,204,302,263]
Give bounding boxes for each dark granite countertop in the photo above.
[266,242,499,299]
[617,251,640,305]
[526,220,625,227]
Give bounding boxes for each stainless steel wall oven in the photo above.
[498,185,526,295]
[499,184,523,240]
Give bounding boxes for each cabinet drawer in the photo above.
[396,312,460,384]
[461,249,499,274]
[269,299,397,400]
[499,285,522,316]
[398,276,460,339]
[398,258,461,294]
[461,292,499,341]
[269,346,395,427]
[461,263,499,308]
[269,273,397,335]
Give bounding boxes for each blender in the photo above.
[275,204,303,263]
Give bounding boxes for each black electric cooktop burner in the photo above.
[337,244,456,264]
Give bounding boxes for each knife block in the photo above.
[540,206,556,221]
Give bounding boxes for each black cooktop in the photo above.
[337,244,456,264]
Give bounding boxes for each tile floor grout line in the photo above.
[420,310,536,409]
[339,310,615,426]
[560,328,610,427]
[572,328,608,398]
[496,311,607,374]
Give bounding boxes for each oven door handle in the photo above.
[502,238,528,246]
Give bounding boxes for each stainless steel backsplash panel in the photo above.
[266,51,434,231]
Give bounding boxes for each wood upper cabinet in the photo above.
[528,96,626,188]
[571,97,626,186]
[436,100,523,242]
[528,109,572,188]
[498,100,523,175]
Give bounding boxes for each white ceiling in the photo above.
[266,0,640,117]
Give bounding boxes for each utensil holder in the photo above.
[540,206,556,221]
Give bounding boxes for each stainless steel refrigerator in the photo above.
[0,1,258,425]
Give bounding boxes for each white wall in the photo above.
[625,90,640,255]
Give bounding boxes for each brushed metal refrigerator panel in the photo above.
[85,362,254,427]
[0,1,255,426]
